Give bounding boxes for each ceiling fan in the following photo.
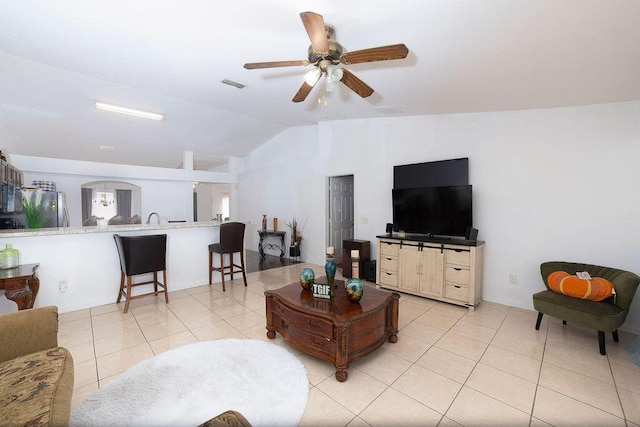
[243,11,409,103]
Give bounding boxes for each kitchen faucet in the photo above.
[146,212,160,224]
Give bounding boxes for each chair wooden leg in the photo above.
[163,270,169,304]
[124,276,133,314]
[230,253,234,280]
[535,312,543,330]
[153,271,158,292]
[219,253,226,292]
[598,331,606,355]
[208,251,213,285]
[240,251,247,287]
[117,271,125,303]
[612,330,619,342]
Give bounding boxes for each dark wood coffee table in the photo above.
[265,278,399,382]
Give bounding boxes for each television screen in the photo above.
[394,158,468,189]
[392,185,472,237]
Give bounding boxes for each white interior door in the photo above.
[328,175,354,264]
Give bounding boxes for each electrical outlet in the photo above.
[509,274,518,285]
[58,280,68,293]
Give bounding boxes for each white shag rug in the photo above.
[71,339,309,427]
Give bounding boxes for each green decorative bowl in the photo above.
[345,278,364,303]
[299,268,315,290]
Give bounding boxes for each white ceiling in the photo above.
[1,0,639,170]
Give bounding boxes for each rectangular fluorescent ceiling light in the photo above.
[94,102,164,121]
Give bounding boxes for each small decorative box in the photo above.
[31,181,57,191]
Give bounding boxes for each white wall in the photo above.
[237,101,640,333]
[211,184,230,219]
[237,126,324,260]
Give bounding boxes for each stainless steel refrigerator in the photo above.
[15,190,70,228]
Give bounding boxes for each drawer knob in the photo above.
[306,319,321,329]
[310,337,327,348]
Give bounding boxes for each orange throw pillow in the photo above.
[547,271,615,301]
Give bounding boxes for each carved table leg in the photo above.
[389,334,398,343]
[279,234,285,258]
[335,370,348,382]
[334,324,349,381]
[259,235,265,258]
[4,275,39,310]
[266,329,276,339]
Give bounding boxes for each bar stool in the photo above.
[209,222,247,291]
[114,234,168,313]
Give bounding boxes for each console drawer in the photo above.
[380,256,398,272]
[379,269,399,287]
[446,249,470,267]
[445,266,470,285]
[285,324,335,357]
[380,241,399,257]
[445,283,469,302]
[272,301,334,337]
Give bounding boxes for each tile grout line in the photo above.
[606,351,629,425]
[529,309,550,426]
[440,305,539,424]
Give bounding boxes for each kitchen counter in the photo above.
[0,220,248,314]
[0,220,223,238]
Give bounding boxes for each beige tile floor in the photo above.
[61,263,640,426]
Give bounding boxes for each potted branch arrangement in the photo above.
[286,215,307,257]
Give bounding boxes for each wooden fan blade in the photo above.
[300,11,329,54]
[244,60,309,70]
[342,44,409,65]
[340,69,374,98]
[292,81,315,103]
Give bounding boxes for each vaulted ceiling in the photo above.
[1,1,638,169]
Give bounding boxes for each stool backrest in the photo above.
[219,222,245,254]
[114,234,167,276]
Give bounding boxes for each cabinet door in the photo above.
[420,248,445,298]
[399,245,420,292]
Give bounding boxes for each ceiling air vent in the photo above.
[373,106,403,115]
[221,79,246,89]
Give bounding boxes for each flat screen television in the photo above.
[392,185,472,237]
[394,158,468,189]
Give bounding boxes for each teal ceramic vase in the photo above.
[299,268,315,289]
[345,278,364,303]
[325,252,336,288]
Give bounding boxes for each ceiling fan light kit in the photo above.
[243,11,409,103]
[304,68,322,86]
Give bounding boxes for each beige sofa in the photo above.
[0,306,74,426]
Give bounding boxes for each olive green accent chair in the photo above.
[533,261,640,355]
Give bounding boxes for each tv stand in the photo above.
[376,235,484,310]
